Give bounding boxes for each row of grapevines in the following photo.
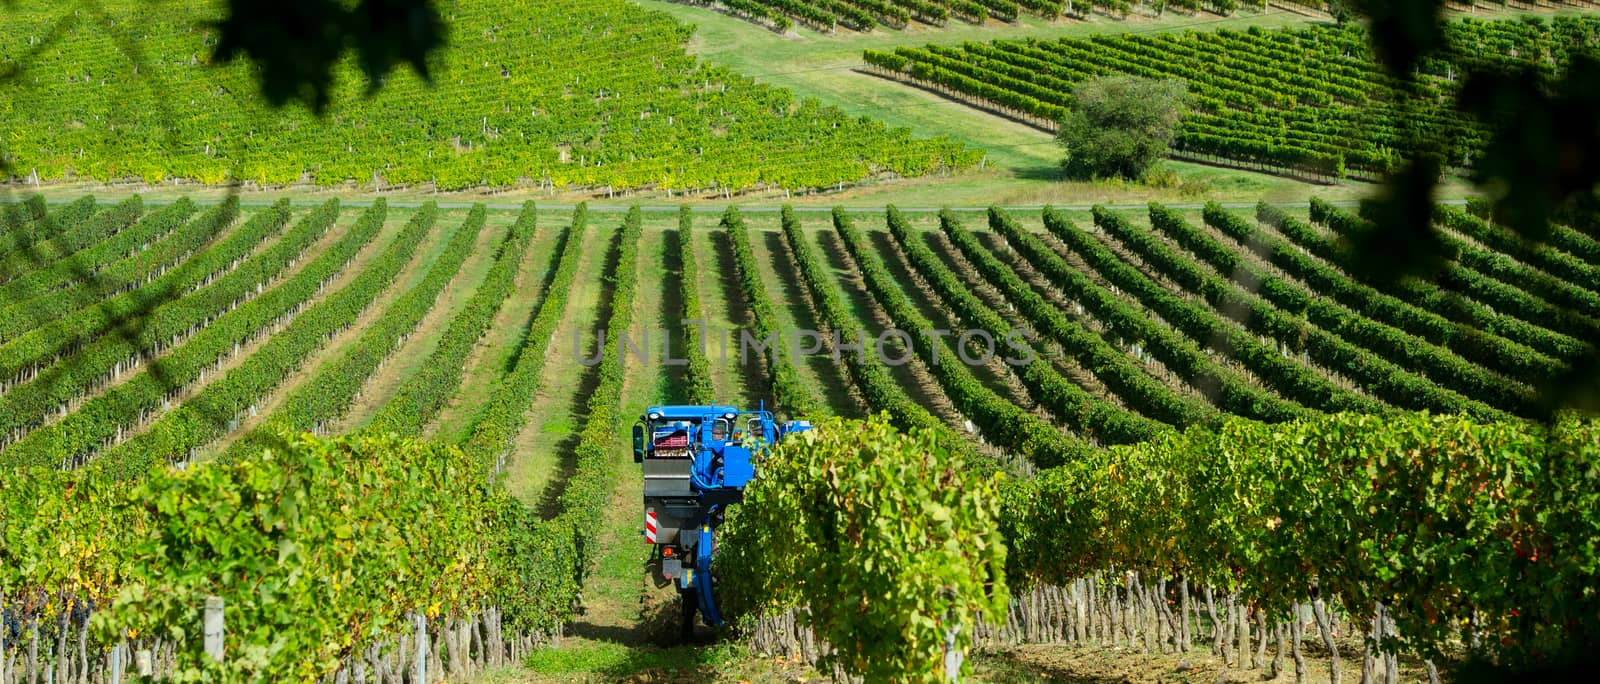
[941,210,1219,428]
[0,198,244,389]
[1172,128,1348,180]
[716,0,797,32]
[366,202,540,437]
[867,18,1600,178]
[772,0,873,30]
[850,0,913,27]
[1188,205,1547,405]
[957,41,1090,93]
[457,207,644,635]
[1203,203,1563,382]
[910,44,1076,106]
[1114,206,1517,419]
[1005,411,1600,669]
[888,207,1166,444]
[1209,24,1387,88]
[449,206,589,635]
[1441,205,1600,295]
[837,206,1092,467]
[863,49,1071,124]
[0,200,332,453]
[0,196,96,268]
[974,0,1018,22]
[2,431,519,681]
[1255,203,1586,362]
[677,207,716,406]
[1142,30,1363,104]
[1436,224,1600,323]
[0,199,195,315]
[89,202,436,479]
[0,197,142,293]
[1542,206,1600,267]
[727,0,1075,32]
[456,205,586,470]
[904,0,955,24]
[0,201,349,469]
[0,200,236,345]
[548,207,645,592]
[2,0,975,194]
[986,207,1305,422]
[720,414,1008,682]
[0,195,48,238]
[1082,33,1300,108]
[1405,241,1600,343]
[783,207,974,456]
[1068,208,1385,415]
[724,207,823,418]
[1310,199,1600,344]
[220,205,489,460]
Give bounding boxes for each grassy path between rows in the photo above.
[334,210,517,432]
[201,208,454,456]
[116,208,409,456]
[510,219,611,507]
[688,221,752,406]
[746,215,857,417]
[430,211,569,442]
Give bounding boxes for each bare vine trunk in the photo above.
[1291,603,1308,683]
[1272,619,1286,679]
[1179,580,1192,650]
[1313,598,1341,684]
[1255,607,1268,671]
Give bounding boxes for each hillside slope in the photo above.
[0,0,973,193]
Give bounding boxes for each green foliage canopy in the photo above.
[721,415,1009,682]
[1056,75,1189,180]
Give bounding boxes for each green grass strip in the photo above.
[366,202,540,437]
[459,205,588,469]
[723,207,822,419]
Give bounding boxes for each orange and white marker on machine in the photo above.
[644,509,658,544]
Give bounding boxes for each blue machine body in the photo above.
[634,404,811,629]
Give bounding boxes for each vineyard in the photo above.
[864,15,1600,179]
[4,0,1600,679]
[700,0,1600,33]
[2,191,1599,680]
[701,0,1088,31]
[0,0,974,194]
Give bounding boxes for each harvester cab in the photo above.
[633,404,811,634]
